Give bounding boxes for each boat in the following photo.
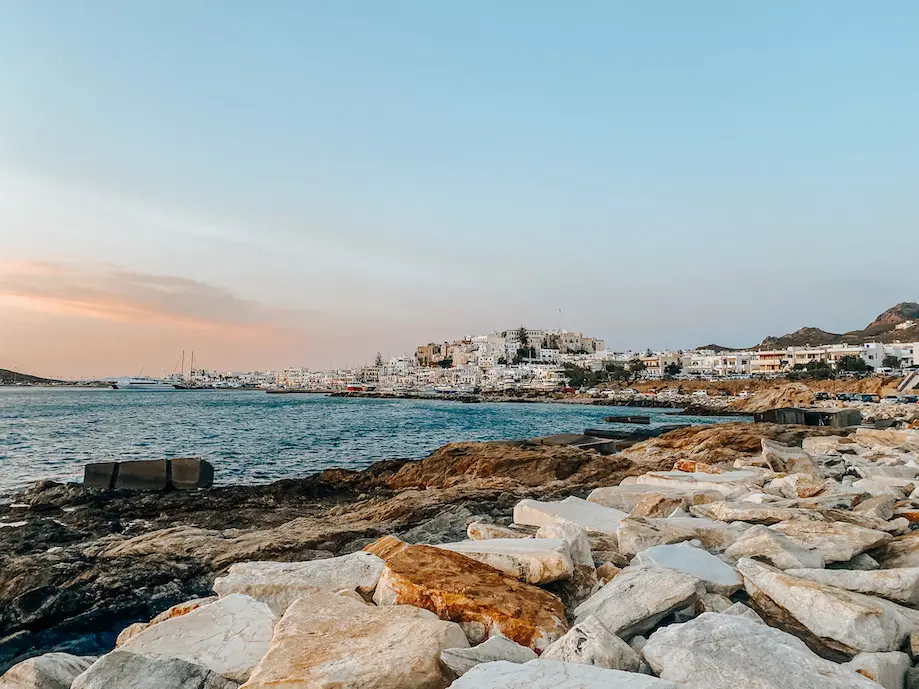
[111,377,177,391]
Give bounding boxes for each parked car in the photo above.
[815,392,830,401]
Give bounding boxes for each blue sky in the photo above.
[1,1,917,377]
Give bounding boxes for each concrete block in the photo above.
[84,462,118,489]
[170,458,214,489]
[114,459,168,491]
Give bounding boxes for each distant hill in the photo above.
[754,302,919,350]
[695,344,737,353]
[0,368,64,385]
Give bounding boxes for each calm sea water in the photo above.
[0,388,742,495]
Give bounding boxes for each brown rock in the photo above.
[363,535,410,560]
[372,544,567,651]
[596,563,622,586]
[629,494,683,518]
[673,459,723,474]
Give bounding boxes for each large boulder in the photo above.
[435,539,573,584]
[119,594,276,683]
[240,592,467,689]
[513,497,627,535]
[116,597,218,646]
[71,651,237,689]
[877,533,919,569]
[738,558,919,655]
[0,653,95,689]
[616,516,743,559]
[440,636,536,677]
[784,568,919,606]
[372,544,567,651]
[212,553,384,614]
[535,522,598,608]
[770,520,892,563]
[451,659,677,688]
[573,565,703,639]
[724,525,825,570]
[632,543,742,595]
[586,485,720,512]
[541,616,639,671]
[844,651,911,689]
[643,612,881,688]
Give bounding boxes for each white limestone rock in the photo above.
[844,651,911,689]
[513,497,627,535]
[784,567,919,606]
[0,653,96,689]
[855,495,898,521]
[240,591,468,689]
[770,520,892,563]
[436,538,573,584]
[855,428,919,452]
[120,593,277,683]
[696,592,733,613]
[535,522,598,607]
[541,615,639,671]
[643,612,881,688]
[617,516,744,559]
[738,558,919,654]
[467,522,533,540]
[690,500,819,525]
[212,552,384,613]
[440,636,536,677]
[573,565,703,639]
[803,435,852,454]
[632,542,742,595]
[724,524,825,569]
[721,602,765,624]
[632,470,763,497]
[586,485,720,512]
[71,651,238,689]
[759,439,822,475]
[451,659,678,688]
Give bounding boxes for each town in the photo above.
[172,327,919,394]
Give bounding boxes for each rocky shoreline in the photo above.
[4,422,919,687]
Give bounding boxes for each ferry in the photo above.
[111,377,177,391]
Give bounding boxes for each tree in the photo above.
[517,327,529,348]
[437,358,453,369]
[374,352,383,367]
[882,355,902,369]
[627,358,647,383]
[836,355,869,373]
[664,362,682,377]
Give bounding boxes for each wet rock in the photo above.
[632,542,742,595]
[616,516,744,559]
[541,616,639,671]
[738,558,919,654]
[451,659,678,688]
[0,653,95,689]
[372,544,567,651]
[400,505,482,544]
[770,520,892,563]
[240,591,467,689]
[119,593,277,683]
[784,567,919,606]
[844,651,911,689]
[71,651,237,689]
[573,565,703,639]
[513,497,627,535]
[724,525,825,569]
[440,636,536,677]
[212,552,384,613]
[435,538,573,584]
[643,612,880,688]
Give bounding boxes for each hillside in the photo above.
[753,302,919,349]
[0,369,64,385]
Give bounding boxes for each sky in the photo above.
[1,1,917,379]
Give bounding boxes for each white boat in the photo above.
[111,377,177,391]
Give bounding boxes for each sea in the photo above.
[0,388,745,496]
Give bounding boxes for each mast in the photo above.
[191,351,195,383]
[181,350,185,381]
